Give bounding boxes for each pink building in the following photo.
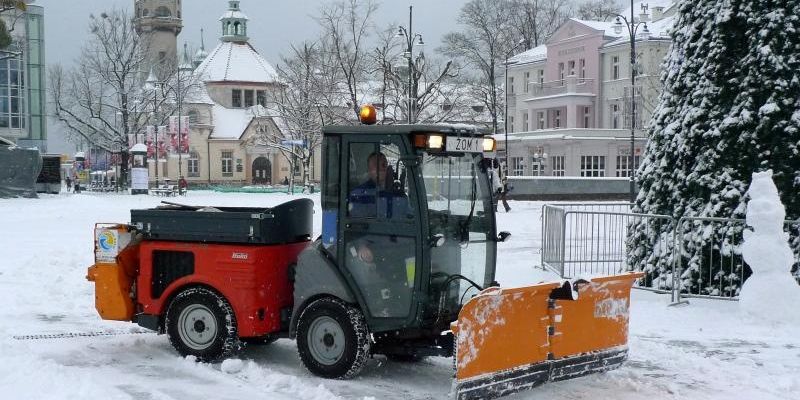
[502,1,676,179]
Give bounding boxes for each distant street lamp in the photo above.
[144,67,163,188]
[395,6,425,124]
[532,149,548,176]
[614,1,650,203]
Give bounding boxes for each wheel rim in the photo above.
[177,304,218,351]
[306,315,345,366]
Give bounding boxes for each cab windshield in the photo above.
[421,152,496,309]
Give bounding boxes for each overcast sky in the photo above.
[37,0,469,67]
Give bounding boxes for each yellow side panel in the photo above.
[87,263,135,321]
[551,273,643,358]
[453,283,560,381]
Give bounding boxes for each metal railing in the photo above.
[530,77,595,97]
[541,203,800,302]
[541,204,672,293]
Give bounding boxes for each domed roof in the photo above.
[193,41,279,83]
[193,47,208,63]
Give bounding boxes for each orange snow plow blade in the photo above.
[451,272,643,400]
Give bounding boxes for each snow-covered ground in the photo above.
[0,191,797,399]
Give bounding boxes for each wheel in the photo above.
[296,298,370,379]
[165,287,240,362]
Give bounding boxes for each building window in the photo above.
[523,112,529,131]
[537,111,545,130]
[187,109,199,123]
[551,155,565,176]
[568,60,575,76]
[231,89,242,108]
[579,59,586,80]
[612,56,620,80]
[222,151,233,176]
[616,155,641,177]
[554,110,561,128]
[510,157,524,176]
[244,90,254,107]
[188,151,200,177]
[580,156,606,177]
[0,58,25,129]
[583,106,591,128]
[508,76,514,94]
[155,6,171,17]
[612,104,620,129]
[509,115,514,132]
[257,90,267,106]
[558,63,565,83]
[538,69,544,84]
[524,72,530,93]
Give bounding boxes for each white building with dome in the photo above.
[140,0,317,186]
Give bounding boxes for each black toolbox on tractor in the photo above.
[130,198,314,244]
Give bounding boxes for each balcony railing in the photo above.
[529,76,595,98]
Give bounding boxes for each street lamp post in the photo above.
[395,6,424,124]
[144,67,162,188]
[532,149,548,176]
[503,40,526,178]
[614,1,649,203]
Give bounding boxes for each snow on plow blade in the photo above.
[451,272,643,400]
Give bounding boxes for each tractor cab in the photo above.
[296,122,505,355]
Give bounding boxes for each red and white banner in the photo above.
[168,116,191,154]
[158,126,168,158]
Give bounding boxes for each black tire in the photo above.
[296,298,370,379]
[165,287,240,362]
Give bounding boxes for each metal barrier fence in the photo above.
[541,203,800,302]
[541,204,673,293]
[541,203,632,275]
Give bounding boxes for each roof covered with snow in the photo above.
[219,9,248,21]
[508,44,548,65]
[194,41,279,84]
[602,14,676,48]
[570,18,626,38]
[184,78,215,105]
[210,105,253,139]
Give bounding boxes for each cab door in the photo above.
[338,135,421,331]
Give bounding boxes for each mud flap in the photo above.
[451,273,643,400]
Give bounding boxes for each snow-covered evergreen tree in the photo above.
[629,0,800,292]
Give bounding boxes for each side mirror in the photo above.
[430,233,446,248]
[497,231,511,242]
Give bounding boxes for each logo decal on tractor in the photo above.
[232,252,249,260]
[98,230,117,251]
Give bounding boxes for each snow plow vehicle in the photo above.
[87,110,642,400]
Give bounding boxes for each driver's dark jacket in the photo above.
[347,179,410,220]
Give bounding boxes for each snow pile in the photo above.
[221,358,244,374]
[739,171,800,324]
